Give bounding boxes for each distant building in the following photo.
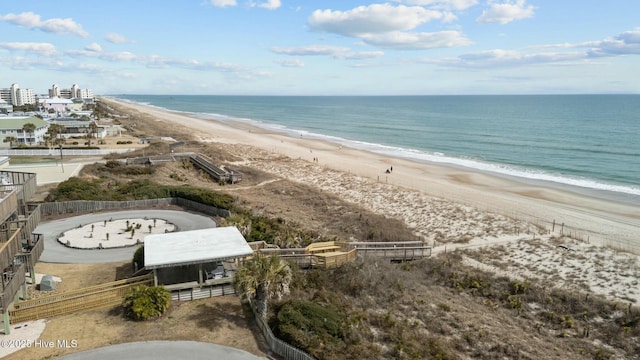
[49,84,60,98]
[0,99,12,114]
[77,88,94,99]
[42,97,73,113]
[49,84,94,100]
[0,84,35,106]
[50,118,105,139]
[0,116,49,146]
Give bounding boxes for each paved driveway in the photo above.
[58,341,266,360]
[35,210,217,263]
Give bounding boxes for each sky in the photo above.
[1,0,639,95]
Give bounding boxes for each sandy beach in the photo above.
[105,97,639,251]
[99,97,640,309]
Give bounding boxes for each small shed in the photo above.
[144,226,253,289]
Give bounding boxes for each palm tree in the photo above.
[22,122,36,146]
[46,123,65,147]
[3,136,17,148]
[234,253,292,319]
[86,121,98,147]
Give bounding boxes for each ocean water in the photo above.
[114,94,640,202]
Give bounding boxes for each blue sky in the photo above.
[1,0,639,95]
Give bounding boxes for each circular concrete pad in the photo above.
[35,210,217,263]
[58,341,265,360]
[58,218,176,249]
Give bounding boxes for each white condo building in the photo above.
[49,84,94,99]
[0,84,35,106]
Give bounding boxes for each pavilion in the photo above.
[144,226,253,291]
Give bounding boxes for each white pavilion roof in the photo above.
[144,226,253,269]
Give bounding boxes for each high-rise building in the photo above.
[49,84,60,98]
[71,84,79,98]
[10,84,19,106]
[0,84,36,106]
[78,89,94,99]
[0,88,10,104]
[16,88,35,106]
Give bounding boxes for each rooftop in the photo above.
[144,226,252,269]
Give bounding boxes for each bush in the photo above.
[272,300,348,354]
[122,285,171,321]
[132,245,144,269]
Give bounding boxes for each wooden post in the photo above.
[561,223,564,236]
[552,220,555,232]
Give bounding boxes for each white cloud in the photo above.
[337,51,385,60]
[105,33,130,44]
[476,0,535,24]
[271,45,385,61]
[0,12,89,37]
[397,0,478,11]
[249,0,281,10]
[271,45,350,56]
[210,0,237,8]
[424,28,640,69]
[0,42,57,56]
[276,59,304,67]
[307,4,471,51]
[455,49,583,67]
[361,30,472,50]
[308,4,445,36]
[588,28,640,57]
[85,43,102,52]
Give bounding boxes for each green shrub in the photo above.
[122,285,171,321]
[132,245,144,269]
[273,300,347,353]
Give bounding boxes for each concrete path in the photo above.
[35,210,217,263]
[58,341,266,360]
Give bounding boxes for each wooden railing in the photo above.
[9,274,153,324]
[0,263,25,311]
[0,191,17,225]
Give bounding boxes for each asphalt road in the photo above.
[58,341,265,360]
[35,210,218,263]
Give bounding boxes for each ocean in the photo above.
[113,94,640,203]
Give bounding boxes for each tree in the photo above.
[3,136,17,148]
[22,122,36,146]
[86,121,98,147]
[234,253,292,319]
[46,123,65,147]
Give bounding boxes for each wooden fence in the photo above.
[9,274,153,324]
[39,198,230,218]
[1,263,25,312]
[248,299,316,360]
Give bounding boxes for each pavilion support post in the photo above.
[198,264,203,285]
[153,269,158,286]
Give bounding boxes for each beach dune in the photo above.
[104,98,640,254]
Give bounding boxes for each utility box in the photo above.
[40,275,56,291]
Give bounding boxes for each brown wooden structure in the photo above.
[0,171,41,334]
[9,274,153,323]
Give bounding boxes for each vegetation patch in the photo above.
[122,285,171,321]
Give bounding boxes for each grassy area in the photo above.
[7,156,61,164]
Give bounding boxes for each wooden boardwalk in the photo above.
[254,240,430,269]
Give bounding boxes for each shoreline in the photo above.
[102,97,640,253]
[113,96,640,203]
